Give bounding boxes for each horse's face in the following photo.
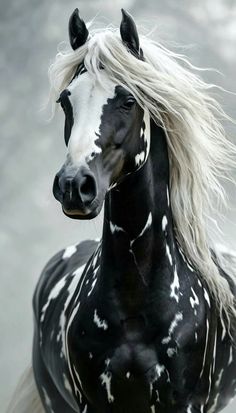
[53,68,149,219]
[53,9,149,219]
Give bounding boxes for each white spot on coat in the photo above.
[199,318,209,378]
[57,264,86,358]
[190,287,199,315]
[198,279,202,287]
[208,393,220,413]
[42,387,54,412]
[212,328,217,375]
[131,212,152,246]
[203,288,211,307]
[166,186,170,206]
[162,312,183,344]
[162,215,168,232]
[93,309,108,330]
[63,374,73,395]
[82,405,87,413]
[40,275,67,325]
[166,243,173,266]
[87,278,97,296]
[170,265,180,303]
[63,245,77,259]
[100,371,114,403]
[167,347,176,357]
[228,346,233,366]
[221,314,226,341]
[73,364,84,400]
[215,368,224,388]
[155,364,165,378]
[110,221,125,234]
[135,151,146,166]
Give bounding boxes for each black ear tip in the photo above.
[69,8,77,26]
[121,8,131,20]
[71,8,77,17]
[70,8,79,21]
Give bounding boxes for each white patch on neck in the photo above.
[162,215,168,232]
[203,288,211,307]
[143,109,151,162]
[166,186,170,207]
[166,243,173,266]
[170,265,180,303]
[135,151,145,166]
[190,287,199,315]
[67,72,116,166]
[221,313,226,341]
[199,318,209,378]
[87,278,97,296]
[131,212,152,247]
[228,346,233,366]
[135,109,151,167]
[110,221,125,234]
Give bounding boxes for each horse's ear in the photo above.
[68,8,89,50]
[120,9,140,56]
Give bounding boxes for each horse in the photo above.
[7,8,236,413]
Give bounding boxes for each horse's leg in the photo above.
[33,333,77,413]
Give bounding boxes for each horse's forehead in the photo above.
[68,71,117,111]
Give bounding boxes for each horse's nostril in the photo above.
[79,174,97,205]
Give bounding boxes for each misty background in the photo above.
[0,0,236,411]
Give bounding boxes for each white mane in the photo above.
[48,27,236,322]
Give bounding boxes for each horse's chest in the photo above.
[66,297,204,411]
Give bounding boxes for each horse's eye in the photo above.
[121,97,136,111]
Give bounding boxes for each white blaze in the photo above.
[67,72,116,166]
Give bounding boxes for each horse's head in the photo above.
[53,9,150,219]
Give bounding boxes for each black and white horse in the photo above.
[8,9,236,413]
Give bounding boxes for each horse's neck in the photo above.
[100,120,175,311]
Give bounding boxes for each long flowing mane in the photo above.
[48,26,236,322]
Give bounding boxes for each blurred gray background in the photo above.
[0,0,236,411]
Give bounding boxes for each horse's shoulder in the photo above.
[33,239,99,321]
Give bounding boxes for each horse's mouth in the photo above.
[63,208,87,216]
[62,202,103,220]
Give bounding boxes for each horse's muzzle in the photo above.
[53,165,98,219]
